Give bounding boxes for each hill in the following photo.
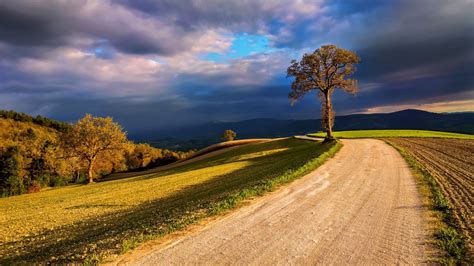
[0,138,339,264]
[145,109,474,150]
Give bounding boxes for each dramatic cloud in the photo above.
[0,0,472,138]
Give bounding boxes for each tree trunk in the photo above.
[323,92,334,140]
[87,157,95,183]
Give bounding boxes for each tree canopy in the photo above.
[62,114,127,183]
[221,130,237,142]
[287,45,360,139]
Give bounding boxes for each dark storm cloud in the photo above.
[0,3,71,47]
[344,0,474,111]
[0,84,67,94]
[355,0,474,78]
[114,0,301,31]
[115,0,261,27]
[0,0,191,56]
[2,85,309,134]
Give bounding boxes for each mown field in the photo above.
[387,138,474,258]
[308,129,474,139]
[0,138,339,264]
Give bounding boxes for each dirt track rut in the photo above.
[128,139,429,265]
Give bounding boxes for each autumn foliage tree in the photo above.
[63,114,127,183]
[287,45,360,140]
[221,130,237,141]
[0,110,197,196]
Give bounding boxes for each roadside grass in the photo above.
[384,140,467,265]
[0,138,341,264]
[308,129,474,139]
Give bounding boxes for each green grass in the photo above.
[384,140,466,264]
[308,129,474,139]
[0,138,341,264]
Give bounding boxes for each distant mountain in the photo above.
[146,109,474,150]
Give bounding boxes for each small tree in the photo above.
[0,146,23,196]
[63,114,127,183]
[287,45,360,140]
[221,130,237,141]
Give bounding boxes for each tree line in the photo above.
[0,110,71,132]
[0,112,194,197]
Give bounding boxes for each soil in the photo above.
[388,138,474,254]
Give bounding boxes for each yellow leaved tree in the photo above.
[63,114,127,183]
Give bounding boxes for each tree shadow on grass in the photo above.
[1,139,330,264]
[65,203,130,209]
[102,139,293,183]
[100,140,288,186]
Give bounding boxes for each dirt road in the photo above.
[127,139,429,265]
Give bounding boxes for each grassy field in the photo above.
[0,138,340,264]
[308,129,474,139]
[386,138,473,263]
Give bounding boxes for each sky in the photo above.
[0,0,473,136]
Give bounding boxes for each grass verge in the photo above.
[384,140,467,265]
[207,139,342,215]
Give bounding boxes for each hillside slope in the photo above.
[0,118,61,150]
[0,138,338,264]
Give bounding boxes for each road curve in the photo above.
[129,139,429,265]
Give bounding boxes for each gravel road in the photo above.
[127,139,429,265]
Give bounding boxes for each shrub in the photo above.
[436,227,464,260]
[49,175,68,187]
[27,181,42,193]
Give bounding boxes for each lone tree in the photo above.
[221,130,237,141]
[287,45,360,140]
[63,114,127,183]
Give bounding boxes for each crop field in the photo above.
[0,138,339,264]
[387,138,474,255]
[308,129,474,139]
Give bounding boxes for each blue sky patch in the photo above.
[202,33,275,63]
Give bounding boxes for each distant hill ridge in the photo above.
[143,109,473,150]
[2,109,472,145]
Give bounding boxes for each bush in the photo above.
[27,181,42,193]
[436,227,464,260]
[49,175,68,187]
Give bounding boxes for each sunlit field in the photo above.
[0,138,339,264]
